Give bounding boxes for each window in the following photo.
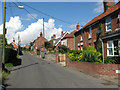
[107,41,113,56]
[107,40,120,56]
[81,31,83,41]
[89,27,92,38]
[106,17,111,31]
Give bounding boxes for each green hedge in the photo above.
[67,50,82,61]
[5,48,17,63]
[67,46,102,63]
[104,56,119,64]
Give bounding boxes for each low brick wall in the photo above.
[66,56,120,76]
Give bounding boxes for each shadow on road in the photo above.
[10,63,39,72]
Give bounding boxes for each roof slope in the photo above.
[64,30,77,38]
[76,2,120,33]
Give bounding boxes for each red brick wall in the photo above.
[66,57,120,76]
[102,11,119,36]
[67,38,74,50]
[75,23,99,50]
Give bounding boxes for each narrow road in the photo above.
[6,53,118,88]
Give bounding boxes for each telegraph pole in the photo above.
[2,0,6,65]
[43,18,45,58]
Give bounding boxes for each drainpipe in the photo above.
[100,38,104,64]
[74,35,76,49]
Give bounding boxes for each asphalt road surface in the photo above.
[6,53,118,88]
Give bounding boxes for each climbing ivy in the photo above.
[95,23,102,53]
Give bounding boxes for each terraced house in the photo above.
[74,1,120,60]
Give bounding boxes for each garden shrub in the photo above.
[5,48,17,63]
[81,50,102,63]
[104,56,119,64]
[67,50,83,61]
[88,46,96,51]
[83,47,87,50]
[67,46,102,63]
[58,45,69,54]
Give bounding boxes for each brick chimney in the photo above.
[40,32,42,37]
[103,0,115,12]
[61,31,63,37]
[13,38,15,43]
[76,23,80,30]
[53,34,56,39]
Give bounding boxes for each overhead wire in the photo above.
[16,0,72,25]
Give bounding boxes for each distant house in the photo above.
[25,44,29,49]
[10,39,18,50]
[74,1,120,60]
[54,31,68,51]
[61,30,77,50]
[33,32,47,54]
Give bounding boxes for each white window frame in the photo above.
[89,27,92,38]
[107,40,114,56]
[106,17,111,32]
[107,40,120,56]
[81,31,83,41]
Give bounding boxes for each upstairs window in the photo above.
[106,17,111,31]
[89,27,92,38]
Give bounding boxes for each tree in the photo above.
[45,41,53,50]
[58,45,69,54]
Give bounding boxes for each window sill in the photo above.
[88,37,92,40]
[80,40,83,42]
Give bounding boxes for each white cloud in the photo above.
[0,16,23,44]
[94,2,103,13]
[69,24,76,29]
[0,16,63,46]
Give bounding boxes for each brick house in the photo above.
[25,44,29,49]
[61,30,77,50]
[33,32,47,54]
[10,39,18,50]
[74,1,120,60]
[54,31,68,51]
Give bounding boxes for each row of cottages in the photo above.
[74,1,120,60]
[33,32,47,54]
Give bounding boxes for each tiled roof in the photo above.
[75,2,120,34]
[11,42,18,48]
[64,30,77,38]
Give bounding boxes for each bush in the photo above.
[81,50,102,63]
[47,52,56,54]
[58,45,69,54]
[5,63,14,67]
[88,46,96,51]
[67,46,102,63]
[83,47,87,50]
[104,56,119,64]
[5,48,17,63]
[67,50,83,61]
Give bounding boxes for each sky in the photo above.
[0,1,119,46]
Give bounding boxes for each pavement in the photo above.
[5,53,119,88]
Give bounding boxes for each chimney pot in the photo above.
[40,32,42,37]
[76,23,80,30]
